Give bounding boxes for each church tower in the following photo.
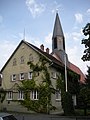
[52,12,65,52]
[52,13,69,66]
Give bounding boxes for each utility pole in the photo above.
[64,54,68,92]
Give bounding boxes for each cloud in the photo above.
[75,13,83,23]
[26,0,45,18]
[67,46,90,74]
[65,31,82,43]
[50,1,63,14]
[87,8,90,14]
[25,32,52,53]
[0,15,3,23]
[0,41,17,69]
[65,29,89,74]
[44,33,52,46]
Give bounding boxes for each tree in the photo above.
[85,66,90,88]
[77,66,90,115]
[77,86,90,115]
[56,71,79,115]
[81,23,90,61]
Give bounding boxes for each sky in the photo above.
[0,0,90,74]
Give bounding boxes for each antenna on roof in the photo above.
[23,28,25,41]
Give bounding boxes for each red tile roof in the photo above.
[69,62,85,83]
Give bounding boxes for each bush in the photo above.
[61,92,74,115]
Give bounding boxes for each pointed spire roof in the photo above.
[52,12,64,38]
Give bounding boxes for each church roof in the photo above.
[24,40,64,68]
[69,62,85,83]
[52,12,64,39]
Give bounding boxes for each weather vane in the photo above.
[56,8,58,13]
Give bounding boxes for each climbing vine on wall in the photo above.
[18,55,56,113]
[56,70,79,115]
[0,88,6,103]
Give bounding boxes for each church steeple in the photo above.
[52,12,65,52]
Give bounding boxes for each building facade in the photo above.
[0,13,85,113]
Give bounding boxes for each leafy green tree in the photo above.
[77,66,90,115]
[81,23,90,61]
[61,92,74,115]
[56,72,78,115]
[85,66,90,88]
[77,86,90,115]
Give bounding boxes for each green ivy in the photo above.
[0,88,6,103]
[18,55,56,113]
[56,71,79,115]
[68,71,80,94]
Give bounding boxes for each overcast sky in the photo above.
[0,0,90,74]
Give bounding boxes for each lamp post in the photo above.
[64,54,68,92]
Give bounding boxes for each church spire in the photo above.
[52,12,64,38]
[52,12,65,52]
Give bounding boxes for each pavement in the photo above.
[12,113,90,120]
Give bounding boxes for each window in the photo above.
[12,74,16,81]
[29,54,33,62]
[56,90,61,100]
[7,91,13,100]
[31,90,39,100]
[20,73,24,80]
[18,91,24,100]
[51,72,56,78]
[54,37,57,49]
[28,72,32,79]
[13,58,17,66]
[20,56,24,64]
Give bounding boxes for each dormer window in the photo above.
[20,56,24,64]
[13,58,17,66]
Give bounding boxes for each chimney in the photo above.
[46,48,49,54]
[40,44,44,51]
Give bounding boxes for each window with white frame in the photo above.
[20,56,24,64]
[28,72,32,79]
[20,73,24,80]
[12,74,16,81]
[7,91,13,100]
[31,90,39,100]
[56,90,61,100]
[18,91,24,100]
